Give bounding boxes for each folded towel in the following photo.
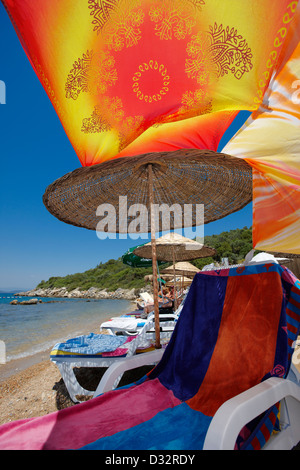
[50,332,129,357]
[101,318,146,331]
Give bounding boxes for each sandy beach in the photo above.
[0,354,67,425]
[0,344,154,426]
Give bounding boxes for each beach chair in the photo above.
[100,312,178,335]
[49,317,175,403]
[100,297,185,335]
[1,262,299,450]
[139,292,154,304]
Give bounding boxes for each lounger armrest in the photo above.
[94,348,165,396]
[203,377,300,450]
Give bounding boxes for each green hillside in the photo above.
[37,226,254,291]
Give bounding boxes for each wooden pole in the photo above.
[172,246,177,311]
[148,164,161,349]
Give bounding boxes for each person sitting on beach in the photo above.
[144,288,173,314]
[166,286,174,299]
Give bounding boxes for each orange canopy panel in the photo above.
[3,0,298,166]
[224,2,300,253]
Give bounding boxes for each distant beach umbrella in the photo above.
[166,276,192,287]
[144,275,166,285]
[122,245,165,268]
[162,262,200,293]
[134,232,215,308]
[161,261,201,277]
[133,233,215,262]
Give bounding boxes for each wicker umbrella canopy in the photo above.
[161,261,200,277]
[133,232,216,262]
[163,262,200,296]
[145,274,172,282]
[166,276,192,287]
[43,149,252,233]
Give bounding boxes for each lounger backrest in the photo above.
[139,292,154,303]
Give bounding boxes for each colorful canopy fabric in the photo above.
[224,3,300,254]
[0,262,299,450]
[3,0,297,165]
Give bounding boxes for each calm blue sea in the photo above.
[0,293,133,362]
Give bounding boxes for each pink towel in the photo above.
[0,378,180,450]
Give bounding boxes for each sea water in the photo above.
[0,293,133,362]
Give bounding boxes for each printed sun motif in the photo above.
[74,1,253,154]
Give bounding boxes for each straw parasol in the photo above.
[166,276,192,287]
[144,274,171,282]
[43,150,251,233]
[162,261,200,291]
[43,149,251,348]
[133,232,216,262]
[161,261,200,277]
[133,232,215,310]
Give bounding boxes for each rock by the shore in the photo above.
[14,285,151,301]
[10,298,40,305]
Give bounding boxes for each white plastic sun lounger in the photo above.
[100,312,179,335]
[50,318,175,403]
[100,290,187,336]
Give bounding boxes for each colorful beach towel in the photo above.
[0,263,299,450]
[50,332,131,358]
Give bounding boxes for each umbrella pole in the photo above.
[172,246,177,311]
[148,164,161,349]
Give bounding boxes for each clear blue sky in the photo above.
[0,4,252,290]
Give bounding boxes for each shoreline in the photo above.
[1,298,137,374]
[0,348,53,382]
[0,312,107,383]
[14,286,142,301]
[0,305,122,382]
